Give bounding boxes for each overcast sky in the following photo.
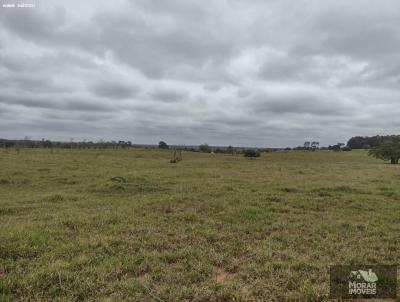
[0,0,399,147]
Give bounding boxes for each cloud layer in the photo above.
[1,0,399,146]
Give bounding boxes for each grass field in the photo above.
[0,148,399,301]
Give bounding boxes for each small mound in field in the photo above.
[380,190,396,197]
[0,178,29,185]
[0,207,18,215]
[311,185,368,195]
[110,176,126,183]
[280,187,302,193]
[331,185,368,194]
[54,177,79,185]
[42,194,66,203]
[96,176,167,194]
[107,183,126,192]
[264,195,282,203]
[212,267,236,285]
[0,179,11,185]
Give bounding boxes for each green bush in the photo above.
[243,149,260,158]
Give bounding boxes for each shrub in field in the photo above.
[170,150,183,163]
[243,149,260,158]
[329,143,347,151]
[43,194,65,203]
[199,144,211,153]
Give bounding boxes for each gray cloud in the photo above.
[90,80,138,99]
[0,0,399,146]
[252,89,357,116]
[149,86,189,103]
[0,93,113,112]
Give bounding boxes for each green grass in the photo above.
[0,148,399,301]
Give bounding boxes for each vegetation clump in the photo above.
[303,141,319,151]
[243,149,260,158]
[347,135,397,149]
[110,176,127,183]
[199,144,211,153]
[170,149,183,163]
[368,136,400,164]
[42,194,66,203]
[158,141,169,149]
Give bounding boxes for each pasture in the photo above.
[0,148,399,301]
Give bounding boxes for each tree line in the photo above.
[346,135,396,149]
[159,141,264,157]
[3,136,399,164]
[0,138,133,149]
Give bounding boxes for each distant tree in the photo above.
[311,141,319,151]
[243,149,260,158]
[43,140,52,148]
[331,142,345,152]
[368,137,400,164]
[158,141,169,149]
[199,143,211,153]
[226,145,235,155]
[304,141,311,150]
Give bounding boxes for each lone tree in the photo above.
[368,136,400,164]
[311,141,319,151]
[158,141,169,149]
[199,143,211,153]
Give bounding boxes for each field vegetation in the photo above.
[0,148,399,301]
